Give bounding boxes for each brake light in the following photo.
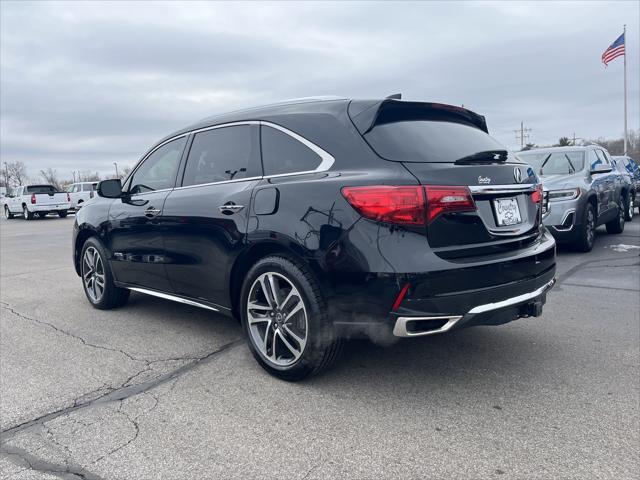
[424,186,476,224]
[341,186,426,225]
[67,193,71,202]
[30,193,36,204]
[530,184,543,204]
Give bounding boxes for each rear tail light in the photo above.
[424,186,476,225]
[341,186,426,225]
[341,185,477,226]
[30,193,36,204]
[67,193,71,202]
[530,184,543,204]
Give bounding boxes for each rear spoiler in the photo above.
[348,99,489,135]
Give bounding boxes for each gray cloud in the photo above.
[1,1,638,179]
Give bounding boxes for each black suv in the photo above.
[73,97,556,380]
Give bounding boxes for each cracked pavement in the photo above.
[1,215,638,479]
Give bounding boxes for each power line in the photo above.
[514,121,532,149]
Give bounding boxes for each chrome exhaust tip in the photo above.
[392,315,462,337]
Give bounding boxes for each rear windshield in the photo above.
[364,120,511,163]
[518,151,585,175]
[26,185,59,194]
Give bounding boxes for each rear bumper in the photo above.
[29,204,70,212]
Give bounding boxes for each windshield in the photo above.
[364,120,519,163]
[518,151,585,175]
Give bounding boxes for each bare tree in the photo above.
[6,161,28,186]
[120,165,132,179]
[78,170,101,182]
[40,167,62,190]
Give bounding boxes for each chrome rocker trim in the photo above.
[127,287,220,312]
[393,278,556,337]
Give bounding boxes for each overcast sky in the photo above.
[1,1,638,179]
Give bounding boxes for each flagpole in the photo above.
[623,24,628,155]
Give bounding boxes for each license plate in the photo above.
[493,197,522,226]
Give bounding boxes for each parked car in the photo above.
[67,182,98,209]
[612,155,639,217]
[518,145,627,252]
[73,97,556,380]
[4,184,71,220]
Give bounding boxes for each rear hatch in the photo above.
[349,100,543,258]
[26,185,69,207]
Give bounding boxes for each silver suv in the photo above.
[518,145,626,252]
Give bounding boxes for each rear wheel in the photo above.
[574,203,596,252]
[624,194,634,221]
[23,206,33,220]
[80,237,130,309]
[58,210,68,218]
[606,198,625,234]
[4,205,14,219]
[240,255,341,381]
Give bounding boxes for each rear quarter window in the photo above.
[260,126,323,176]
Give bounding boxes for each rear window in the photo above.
[364,120,509,163]
[26,185,58,194]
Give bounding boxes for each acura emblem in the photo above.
[513,167,523,183]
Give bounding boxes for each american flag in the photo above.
[602,32,625,67]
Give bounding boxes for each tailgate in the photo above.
[34,193,68,206]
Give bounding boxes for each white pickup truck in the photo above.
[4,184,71,220]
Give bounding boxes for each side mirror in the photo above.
[97,179,123,198]
[590,163,612,175]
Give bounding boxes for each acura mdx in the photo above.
[73,97,556,380]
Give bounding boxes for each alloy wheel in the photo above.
[4,206,9,219]
[82,246,106,302]
[247,272,308,367]
[23,207,28,219]
[629,198,634,220]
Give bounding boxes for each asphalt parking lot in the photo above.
[1,214,638,480]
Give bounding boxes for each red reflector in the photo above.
[341,186,426,225]
[530,184,543,204]
[30,193,36,204]
[392,283,410,311]
[424,186,476,224]
[67,193,71,202]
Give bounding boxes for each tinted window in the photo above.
[364,120,510,163]
[129,137,186,194]
[182,125,259,186]
[26,185,58,194]
[261,126,322,176]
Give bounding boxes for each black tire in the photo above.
[58,210,68,218]
[80,237,130,309]
[4,205,14,219]
[22,206,33,220]
[624,194,634,221]
[606,198,625,234]
[240,255,341,381]
[574,203,596,252]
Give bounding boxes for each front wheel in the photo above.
[606,198,625,234]
[575,203,596,252]
[4,205,14,219]
[80,237,130,309]
[624,195,634,221]
[240,256,341,381]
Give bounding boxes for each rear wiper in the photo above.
[454,150,508,164]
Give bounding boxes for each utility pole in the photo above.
[113,162,119,179]
[572,132,577,146]
[3,162,9,189]
[514,122,532,149]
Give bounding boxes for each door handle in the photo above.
[218,202,244,215]
[145,207,161,217]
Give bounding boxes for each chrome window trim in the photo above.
[126,119,336,194]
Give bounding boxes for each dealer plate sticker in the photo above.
[493,197,522,226]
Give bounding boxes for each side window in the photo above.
[129,137,187,194]
[597,149,610,165]
[589,149,603,169]
[260,126,323,176]
[17,187,23,196]
[82,184,92,192]
[182,125,259,187]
